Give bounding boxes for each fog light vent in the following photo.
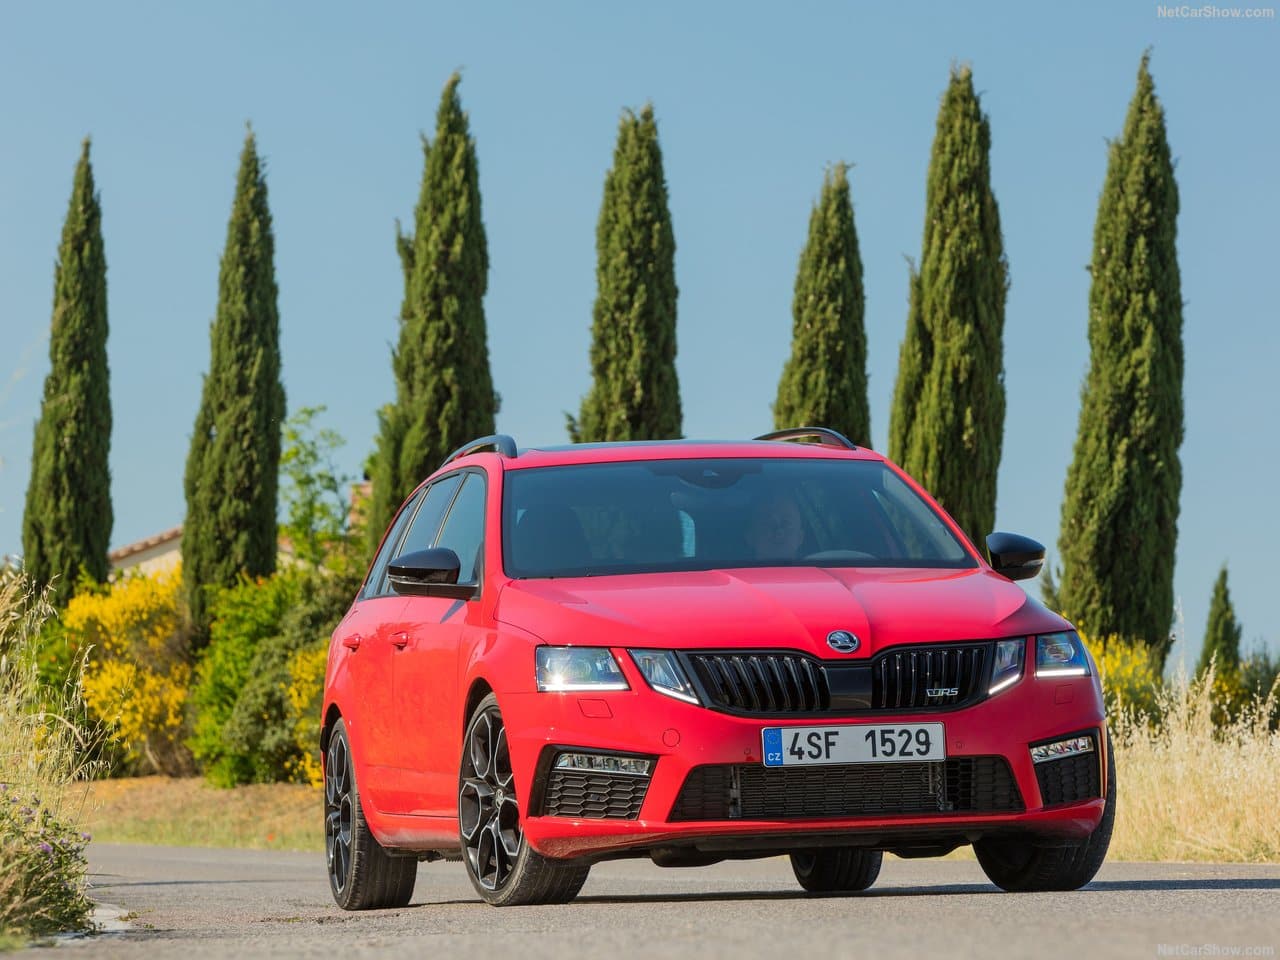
[543,751,654,819]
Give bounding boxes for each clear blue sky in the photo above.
[2,1,1277,667]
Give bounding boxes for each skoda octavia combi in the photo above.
[321,428,1114,907]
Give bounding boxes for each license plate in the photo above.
[762,723,946,767]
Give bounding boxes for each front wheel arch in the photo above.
[319,703,342,758]
[462,679,494,739]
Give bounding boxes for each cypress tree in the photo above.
[569,104,681,442]
[887,67,1007,547]
[1055,54,1183,663]
[22,139,112,601]
[183,130,286,641]
[1197,566,1241,676]
[887,266,927,461]
[774,164,871,446]
[367,73,496,547]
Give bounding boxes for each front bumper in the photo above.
[501,667,1108,861]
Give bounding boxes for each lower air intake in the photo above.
[1035,750,1101,807]
[669,757,1023,821]
[542,769,649,819]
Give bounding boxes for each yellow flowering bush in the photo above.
[65,565,194,775]
[1077,631,1162,722]
[283,640,329,787]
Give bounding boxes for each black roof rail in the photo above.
[754,427,859,451]
[440,434,518,469]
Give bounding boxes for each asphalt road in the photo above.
[45,844,1280,959]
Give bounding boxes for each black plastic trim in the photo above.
[440,433,517,469]
[753,427,859,451]
[1030,728,1103,808]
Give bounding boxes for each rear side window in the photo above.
[397,473,464,560]
[435,473,487,585]
[362,488,424,600]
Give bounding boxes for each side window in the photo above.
[397,473,464,560]
[362,488,424,600]
[435,473,487,585]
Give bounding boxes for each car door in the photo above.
[391,470,487,817]
[335,487,422,815]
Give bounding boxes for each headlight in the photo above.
[535,647,629,692]
[630,650,700,705]
[989,638,1025,695]
[1035,631,1091,677]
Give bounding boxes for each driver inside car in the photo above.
[746,492,805,560]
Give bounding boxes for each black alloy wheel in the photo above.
[325,728,354,895]
[459,694,590,906]
[324,718,416,909]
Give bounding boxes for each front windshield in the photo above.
[502,458,975,578]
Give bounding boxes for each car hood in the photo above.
[495,566,1068,656]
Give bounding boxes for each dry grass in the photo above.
[83,776,323,851]
[1107,666,1280,862]
[0,575,97,939]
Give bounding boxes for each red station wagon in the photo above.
[321,429,1114,907]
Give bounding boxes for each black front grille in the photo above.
[684,643,991,716]
[669,757,1023,821]
[542,770,650,819]
[688,653,830,712]
[871,643,988,710]
[1035,749,1100,807]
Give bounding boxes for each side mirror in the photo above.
[985,532,1045,582]
[388,548,477,599]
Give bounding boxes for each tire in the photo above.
[789,848,883,893]
[459,694,590,906]
[325,718,417,909]
[974,734,1117,892]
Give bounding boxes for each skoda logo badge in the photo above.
[826,630,860,653]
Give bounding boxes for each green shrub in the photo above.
[191,559,359,787]
[217,629,309,784]
[190,571,300,786]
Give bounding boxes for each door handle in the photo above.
[391,631,410,649]
[342,633,363,651]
